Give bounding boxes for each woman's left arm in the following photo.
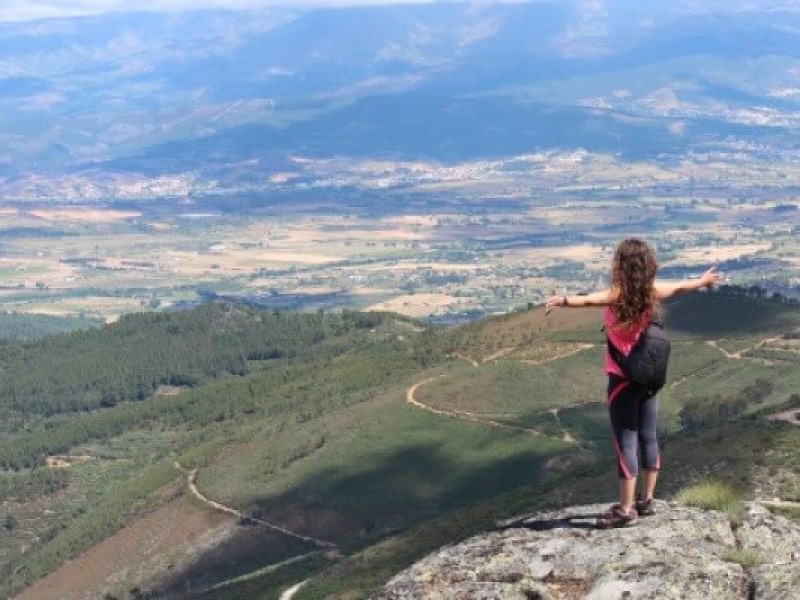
[545,288,615,313]
[654,266,723,301]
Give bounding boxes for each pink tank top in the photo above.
[604,306,650,377]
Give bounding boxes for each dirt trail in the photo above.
[707,339,740,359]
[666,334,800,394]
[664,334,788,392]
[520,343,595,366]
[406,344,595,444]
[174,462,339,551]
[549,408,576,443]
[453,343,594,369]
[407,348,599,442]
[668,373,694,390]
[280,580,309,600]
[767,409,800,426]
[707,335,785,360]
[405,378,544,436]
[482,347,516,363]
[451,353,479,367]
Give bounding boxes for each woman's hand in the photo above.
[545,292,567,314]
[699,266,723,289]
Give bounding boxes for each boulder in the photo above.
[373,502,800,599]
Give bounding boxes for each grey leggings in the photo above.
[607,375,661,480]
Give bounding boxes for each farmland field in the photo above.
[2,158,799,323]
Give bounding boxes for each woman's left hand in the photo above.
[700,266,723,288]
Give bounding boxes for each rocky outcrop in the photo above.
[373,502,800,599]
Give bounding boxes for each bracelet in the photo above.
[562,295,569,306]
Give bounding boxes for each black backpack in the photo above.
[607,322,671,392]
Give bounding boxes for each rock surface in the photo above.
[372,502,800,599]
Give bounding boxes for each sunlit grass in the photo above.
[677,479,744,526]
[722,547,763,568]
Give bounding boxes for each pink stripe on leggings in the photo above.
[608,379,634,479]
[613,437,635,480]
[608,380,629,405]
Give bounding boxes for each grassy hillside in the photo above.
[1,292,799,599]
[293,416,800,600]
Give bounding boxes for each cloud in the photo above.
[0,0,536,23]
[553,0,612,57]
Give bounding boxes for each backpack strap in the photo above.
[606,320,660,368]
[606,336,626,371]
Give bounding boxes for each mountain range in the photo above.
[3,1,800,194]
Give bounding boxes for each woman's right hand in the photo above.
[545,292,566,314]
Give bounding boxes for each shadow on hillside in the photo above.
[663,293,800,339]
[158,418,800,599]
[252,444,553,548]
[155,526,311,598]
[155,442,569,598]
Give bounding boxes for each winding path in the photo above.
[174,461,339,551]
[768,408,800,426]
[549,408,576,443]
[406,378,545,436]
[450,353,479,367]
[706,339,743,360]
[405,347,601,443]
[481,347,516,363]
[280,579,309,600]
[520,343,595,366]
[666,334,796,392]
[429,335,798,440]
[706,335,787,361]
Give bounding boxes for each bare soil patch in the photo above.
[155,385,184,397]
[165,249,343,274]
[518,244,600,261]
[668,243,771,266]
[353,261,493,272]
[44,454,93,469]
[14,497,235,600]
[27,208,141,223]
[365,293,461,317]
[17,297,144,322]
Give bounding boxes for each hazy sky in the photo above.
[1,1,796,22]
[0,0,534,23]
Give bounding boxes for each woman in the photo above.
[546,238,722,528]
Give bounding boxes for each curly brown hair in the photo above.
[611,238,658,327]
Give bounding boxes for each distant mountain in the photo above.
[3,1,800,195]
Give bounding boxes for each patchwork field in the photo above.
[1,164,797,322]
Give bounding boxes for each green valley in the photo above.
[0,293,798,599]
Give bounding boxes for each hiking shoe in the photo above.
[597,505,638,529]
[636,495,656,516]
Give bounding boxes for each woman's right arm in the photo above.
[545,288,616,313]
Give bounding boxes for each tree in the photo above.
[3,513,18,532]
